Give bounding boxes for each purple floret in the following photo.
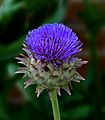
[25,23,82,62]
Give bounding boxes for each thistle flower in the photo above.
[16,23,88,97]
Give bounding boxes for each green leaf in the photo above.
[0,0,24,22]
[0,36,24,61]
[0,96,9,119]
[62,104,92,119]
[44,1,67,23]
[6,63,18,78]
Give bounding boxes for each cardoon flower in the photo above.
[16,23,87,120]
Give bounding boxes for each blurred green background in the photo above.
[0,0,105,120]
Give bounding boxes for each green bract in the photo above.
[16,44,88,97]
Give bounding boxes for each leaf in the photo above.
[44,1,67,23]
[62,104,92,119]
[6,62,18,78]
[0,96,9,119]
[0,36,24,61]
[0,0,24,22]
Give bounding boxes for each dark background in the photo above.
[0,0,105,120]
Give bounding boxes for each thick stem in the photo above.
[50,90,61,120]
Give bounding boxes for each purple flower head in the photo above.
[25,23,82,63]
[16,23,88,96]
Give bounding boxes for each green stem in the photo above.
[50,90,61,120]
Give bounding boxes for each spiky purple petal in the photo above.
[25,23,82,63]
